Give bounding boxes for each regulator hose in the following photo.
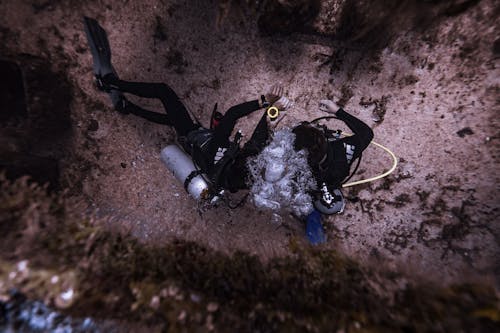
[341,135,398,188]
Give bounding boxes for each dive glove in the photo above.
[273,96,293,110]
[265,85,284,105]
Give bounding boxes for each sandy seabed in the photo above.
[1,0,499,288]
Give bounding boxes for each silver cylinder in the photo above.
[160,145,211,201]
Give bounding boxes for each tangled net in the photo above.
[247,128,317,217]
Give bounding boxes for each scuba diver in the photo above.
[292,99,374,244]
[83,17,292,202]
[246,97,374,244]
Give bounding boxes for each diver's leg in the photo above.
[120,100,170,125]
[103,75,197,136]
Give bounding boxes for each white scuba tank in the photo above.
[160,145,211,201]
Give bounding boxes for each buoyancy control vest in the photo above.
[184,127,214,173]
[307,119,362,188]
[180,125,242,196]
[181,103,231,174]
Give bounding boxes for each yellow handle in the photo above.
[267,106,279,119]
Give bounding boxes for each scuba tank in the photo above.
[160,145,211,201]
[160,104,243,203]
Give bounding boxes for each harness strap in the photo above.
[209,131,242,191]
[342,153,362,185]
[307,117,363,187]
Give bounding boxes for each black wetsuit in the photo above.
[313,108,374,189]
[103,75,269,192]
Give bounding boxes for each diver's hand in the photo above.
[319,99,341,114]
[273,96,293,110]
[265,85,284,105]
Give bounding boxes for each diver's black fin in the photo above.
[83,17,124,110]
[83,16,116,78]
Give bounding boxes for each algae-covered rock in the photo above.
[1,290,96,333]
[0,175,498,331]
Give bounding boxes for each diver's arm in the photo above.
[215,100,263,142]
[224,100,262,120]
[216,84,289,139]
[319,99,373,159]
[319,99,373,142]
[336,108,374,156]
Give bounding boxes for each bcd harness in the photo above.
[306,116,362,187]
[180,110,243,199]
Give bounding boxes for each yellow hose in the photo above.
[340,134,398,188]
